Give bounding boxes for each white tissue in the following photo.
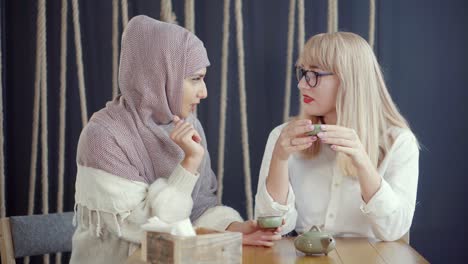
[141,216,196,237]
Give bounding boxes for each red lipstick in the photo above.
[303,95,314,104]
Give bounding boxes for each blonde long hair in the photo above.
[298,32,414,176]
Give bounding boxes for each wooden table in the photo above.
[126,237,429,264]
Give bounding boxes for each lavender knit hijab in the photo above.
[76,15,217,221]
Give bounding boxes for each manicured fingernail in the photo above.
[321,125,326,130]
[311,136,317,141]
[308,125,314,130]
[331,145,336,149]
[317,132,325,138]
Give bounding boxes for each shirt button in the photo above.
[334,183,340,188]
[328,213,334,219]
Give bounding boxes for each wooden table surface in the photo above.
[126,237,429,264]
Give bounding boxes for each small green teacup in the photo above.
[305,124,322,136]
[257,216,283,229]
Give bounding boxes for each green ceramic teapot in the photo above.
[294,225,336,256]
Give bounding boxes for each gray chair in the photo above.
[0,212,75,264]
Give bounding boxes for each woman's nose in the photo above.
[297,77,309,90]
[198,84,208,99]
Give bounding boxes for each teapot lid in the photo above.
[302,225,332,237]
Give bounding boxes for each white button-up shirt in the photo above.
[255,124,419,241]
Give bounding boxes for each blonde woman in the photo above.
[255,32,419,241]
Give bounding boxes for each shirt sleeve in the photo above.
[359,131,420,241]
[193,206,243,232]
[254,125,298,235]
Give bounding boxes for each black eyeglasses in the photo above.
[295,67,334,88]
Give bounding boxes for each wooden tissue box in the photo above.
[141,228,242,264]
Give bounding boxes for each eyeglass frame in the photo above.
[295,66,334,88]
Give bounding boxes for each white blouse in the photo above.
[255,123,419,241]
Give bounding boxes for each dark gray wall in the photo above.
[4,0,468,263]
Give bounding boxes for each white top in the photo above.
[70,163,242,264]
[255,124,419,241]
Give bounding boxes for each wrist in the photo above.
[181,156,202,174]
[272,151,289,163]
[272,147,289,161]
[355,157,374,175]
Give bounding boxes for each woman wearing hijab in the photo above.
[70,16,280,264]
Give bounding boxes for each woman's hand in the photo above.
[316,125,371,169]
[317,124,382,202]
[268,119,316,204]
[226,220,282,247]
[170,116,204,174]
[273,119,318,161]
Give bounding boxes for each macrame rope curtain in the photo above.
[28,0,48,220]
[26,0,89,261]
[26,1,49,263]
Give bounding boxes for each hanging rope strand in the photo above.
[297,0,305,114]
[0,0,5,219]
[328,0,339,33]
[184,0,195,115]
[283,0,296,122]
[121,0,129,29]
[327,0,332,32]
[112,0,120,98]
[184,0,195,33]
[56,4,67,256]
[234,0,253,220]
[161,0,178,24]
[334,0,339,32]
[57,0,68,217]
[39,2,50,263]
[40,0,49,218]
[28,0,45,219]
[40,0,49,221]
[217,0,231,204]
[72,0,88,127]
[369,0,376,48]
[297,0,305,55]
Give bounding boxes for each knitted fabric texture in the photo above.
[76,15,216,221]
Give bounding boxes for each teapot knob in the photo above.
[309,225,322,232]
